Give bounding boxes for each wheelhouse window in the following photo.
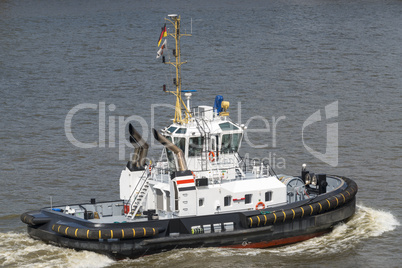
[175,128,187,134]
[221,133,242,154]
[245,194,252,204]
[265,191,272,202]
[224,195,232,206]
[174,137,186,154]
[189,136,204,157]
[167,126,177,133]
[219,122,239,131]
[164,136,176,171]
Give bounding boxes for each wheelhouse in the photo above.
[160,106,244,173]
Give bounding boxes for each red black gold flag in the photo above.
[158,24,167,47]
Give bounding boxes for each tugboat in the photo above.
[21,14,357,259]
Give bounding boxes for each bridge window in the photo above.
[164,136,176,171]
[189,136,204,157]
[219,122,239,131]
[221,133,242,154]
[174,137,186,154]
[175,128,187,134]
[167,126,177,133]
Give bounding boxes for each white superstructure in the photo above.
[119,15,307,220]
[119,100,302,220]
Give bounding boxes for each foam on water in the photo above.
[0,232,115,268]
[264,204,400,256]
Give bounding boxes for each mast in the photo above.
[164,14,192,124]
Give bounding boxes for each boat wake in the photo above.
[263,204,400,256]
[0,232,114,268]
[1,204,398,268]
[120,204,400,267]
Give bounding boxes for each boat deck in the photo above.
[46,175,344,224]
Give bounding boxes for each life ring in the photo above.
[124,204,130,214]
[255,202,265,210]
[191,171,196,180]
[208,151,215,162]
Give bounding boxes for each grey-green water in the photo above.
[1,0,400,267]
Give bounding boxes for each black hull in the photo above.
[22,176,357,259]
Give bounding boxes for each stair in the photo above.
[127,169,151,219]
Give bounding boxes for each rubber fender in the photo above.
[21,212,51,226]
[51,224,160,240]
[248,176,358,228]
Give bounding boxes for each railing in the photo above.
[240,158,280,180]
[148,154,280,186]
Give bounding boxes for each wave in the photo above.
[263,204,400,256]
[0,232,114,268]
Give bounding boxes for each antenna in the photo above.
[163,14,192,124]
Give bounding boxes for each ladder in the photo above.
[127,168,151,219]
[195,118,211,171]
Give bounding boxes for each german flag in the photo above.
[158,24,167,47]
